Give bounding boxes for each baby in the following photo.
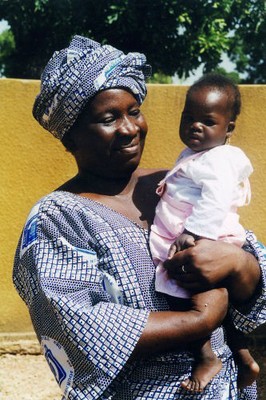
[150,73,260,392]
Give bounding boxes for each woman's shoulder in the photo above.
[26,191,79,221]
[134,168,168,223]
[135,167,168,193]
[136,167,168,180]
[38,190,75,204]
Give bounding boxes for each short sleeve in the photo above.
[229,231,266,333]
[13,194,150,398]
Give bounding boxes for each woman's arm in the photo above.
[163,239,261,304]
[132,287,228,357]
[224,246,261,303]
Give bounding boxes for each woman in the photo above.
[13,35,266,399]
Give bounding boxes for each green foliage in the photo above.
[227,0,265,84]
[0,0,265,82]
[0,29,15,76]
[212,67,241,84]
[149,72,173,84]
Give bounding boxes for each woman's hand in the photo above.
[163,239,261,304]
[132,287,228,357]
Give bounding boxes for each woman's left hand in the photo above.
[163,239,261,303]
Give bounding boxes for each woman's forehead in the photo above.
[87,89,139,112]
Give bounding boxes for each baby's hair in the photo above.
[187,73,241,121]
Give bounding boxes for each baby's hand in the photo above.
[168,233,196,259]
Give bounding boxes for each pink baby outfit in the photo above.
[150,145,253,298]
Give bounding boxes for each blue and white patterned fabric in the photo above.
[32,35,151,140]
[13,191,266,399]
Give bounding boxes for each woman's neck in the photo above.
[57,168,166,229]
[58,170,138,197]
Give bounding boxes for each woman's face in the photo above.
[69,89,148,178]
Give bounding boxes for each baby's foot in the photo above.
[235,349,260,389]
[181,355,222,392]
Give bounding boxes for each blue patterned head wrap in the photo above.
[33,35,151,140]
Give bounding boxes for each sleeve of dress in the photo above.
[183,146,253,239]
[13,196,150,398]
[228,231,266,333]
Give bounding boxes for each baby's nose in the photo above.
[191,121,203,131]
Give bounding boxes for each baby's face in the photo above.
[179,87,235,152]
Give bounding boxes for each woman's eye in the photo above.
[101,116,115,124]
[130,108,141,117]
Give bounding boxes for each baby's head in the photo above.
[187,73,241,120]
[179,73,241,152]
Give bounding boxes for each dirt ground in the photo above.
[0,344,265,400]
[0,354,61,400]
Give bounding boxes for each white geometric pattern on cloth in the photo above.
[32,35,151,140]
[13,191,266,399]
[41,336,74,397]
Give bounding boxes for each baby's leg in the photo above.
[234,347,260,389]
[181,337,222,392]
[225,318,260,388]
[166,296,222,392]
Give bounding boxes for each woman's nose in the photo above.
[118,116,139,135]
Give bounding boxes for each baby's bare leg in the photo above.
[181,337,222,392]
[234,348,260,389]
[166,294,222,392]
[224,316,260,388]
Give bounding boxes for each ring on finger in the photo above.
[181,265,187,274]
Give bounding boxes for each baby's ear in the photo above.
[227,121,235,134]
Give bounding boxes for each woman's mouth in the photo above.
[114,141,140,154]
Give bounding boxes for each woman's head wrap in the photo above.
[33,35,151,140]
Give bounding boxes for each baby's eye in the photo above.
[204,119,215,126]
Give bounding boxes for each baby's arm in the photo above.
[168,230,201,258]
[183,146,252,240]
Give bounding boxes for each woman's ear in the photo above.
[61,131,77,153]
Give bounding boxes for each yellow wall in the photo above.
[1,79,265,334]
